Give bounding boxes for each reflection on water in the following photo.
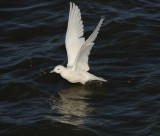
[50,85,95,126]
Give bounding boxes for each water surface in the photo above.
[0,0,160,136]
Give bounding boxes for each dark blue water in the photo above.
[0,0,160,136]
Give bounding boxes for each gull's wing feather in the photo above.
[72,16,105,71]
[74,43,94,71]
[65,2,85,67]
[85,16,105,45]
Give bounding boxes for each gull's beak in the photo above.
[50,69,55,73]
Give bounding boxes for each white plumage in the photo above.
[50,2,107,84]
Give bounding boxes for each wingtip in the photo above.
[101,16,105,20]
[70,2,77,7]
[72,2,75,7]
[70,2,72,7]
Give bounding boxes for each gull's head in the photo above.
[50,65,65,74]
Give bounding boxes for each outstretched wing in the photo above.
[65,2,85,67]
[72,16,105,71]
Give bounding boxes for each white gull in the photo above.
[50,2,107,84]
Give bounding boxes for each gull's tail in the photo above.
[95,76,107,82]
[91,74,107,82]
